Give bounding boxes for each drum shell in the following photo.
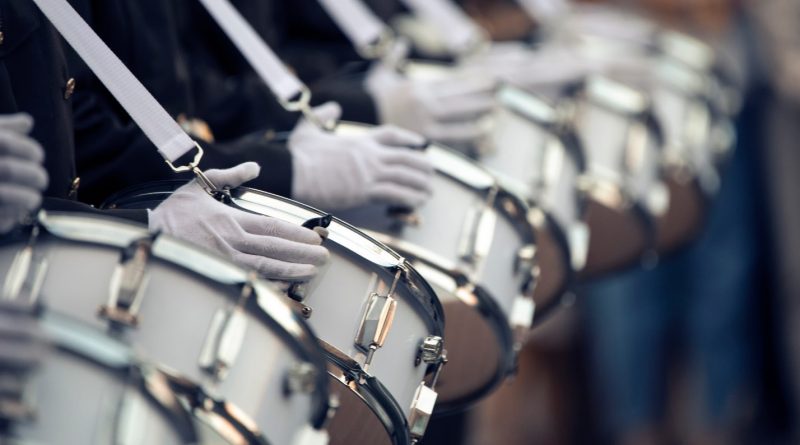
[13,342,185,444]
[484,92,580,299]
[0,213,325,445]
[103,185,445,445]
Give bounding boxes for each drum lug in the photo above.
[199,278,255,381]
[354,291,397,373]
[408,382,438,442]
[283,362,319,396]
[99,235,158,328]
[2,225,48,307]
[0,373,36,423]
[514,244,537,277]
[199,306,247,381]
[458,195,498,266]
[509,295,536,331]
[415,335,444,367]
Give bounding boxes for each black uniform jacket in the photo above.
[65,0,295,206]
[0,0,146,223]
[182,0,409,125]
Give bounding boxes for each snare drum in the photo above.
[484,84,589,288]
[560,76,670,277]
[564,36,735,253]
[104,189,447,445]
[0,212,330,445]
[3,311,196,444]
[333,122,541,411]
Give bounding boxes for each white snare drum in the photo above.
[558,76,669,275]
[642,59,733,196]
[334,122,542,410]
[0,212,331,445]
[104,189,447,445]
[485,84,590,281]
[1,311,200,444]
[566,76,669,224]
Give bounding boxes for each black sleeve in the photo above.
[66,0,295,206]
[176,0,300,140]
[43,197,149,225]
[309,67,380,125]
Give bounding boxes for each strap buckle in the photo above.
[356,29,396,61]
[163,142,224,196]
[279,87,337,131]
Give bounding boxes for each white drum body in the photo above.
[229,189,445,445]
[569,76,669,223]
[103,188,445,445]
[5,313,194,445]
[334,123,539,409]
[646,59,730,195]
[485,84,589,273]
[0,212,330,445]
[336,124,537,326]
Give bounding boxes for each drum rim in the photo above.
[325,348,412,445]
[8,211,333,433]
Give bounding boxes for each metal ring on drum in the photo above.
[102,185,447,445]
[0,211,332,445]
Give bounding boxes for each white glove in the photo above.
[290,102,434,211]
[0,114,48,234]
[462,43,602,91]
[149,162,329,282]
[365,61,495,148]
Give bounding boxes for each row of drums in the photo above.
[0,26,738,445]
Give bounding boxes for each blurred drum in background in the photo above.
[482,83,588,291]
[105,187,447,445]
[401,61,574,313]
[559,75,669,277]
[334,122,539,413]
[0,211,331,445]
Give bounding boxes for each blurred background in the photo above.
[429,1,800,444]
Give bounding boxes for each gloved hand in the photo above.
[365,60,495,148]
[289,102,434,211]
[149,162,329,282]
[0,114,49,235]
[461,43,604,91]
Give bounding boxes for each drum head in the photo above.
[580,199,651,280]
[654,176,706,254]
[325,370,409,445]
[433,283,514,413]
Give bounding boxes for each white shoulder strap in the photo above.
[314,0,392,57]
[197,0,305,105]
[31,0,198,168]
[198,0,338,128]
